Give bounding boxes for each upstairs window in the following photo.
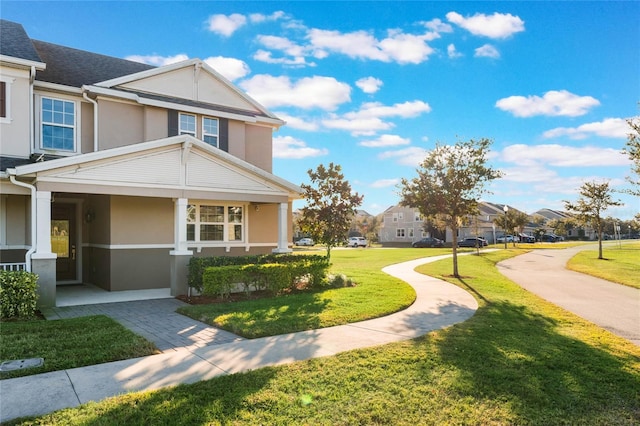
[41,97,75,151]
[203,117,219,147]
[0,81,6,119]
[179,113,196,137]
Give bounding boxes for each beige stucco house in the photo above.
[0,20,301,307]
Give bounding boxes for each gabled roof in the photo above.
[0,20,42,63]
[32,40,154,86]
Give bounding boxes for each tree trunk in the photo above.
[452,223,459,277]
[597,225,603,260]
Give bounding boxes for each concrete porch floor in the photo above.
[54,283,172,307]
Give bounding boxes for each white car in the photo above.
[295,238,314,246]
[347,237,368,247]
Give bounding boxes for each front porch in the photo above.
[52,283,172,307]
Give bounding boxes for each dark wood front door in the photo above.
[51,204,77,281]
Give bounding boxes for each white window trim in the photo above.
[179,112,197,137]
[34,93,81,156]
[186,202,247,245]
[0,76,14,124]
[408,228,414,238]
[202,116,219,148]
[396,228,406,238]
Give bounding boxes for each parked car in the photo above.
[518,233,536,243]
[496,235,516,243]
[295,238,314,246]
[457,237,488,247]
[541,234,560,243]
[412,237,444,248]
[348,236,368,247]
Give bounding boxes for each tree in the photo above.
[564,181,623,259]
[623,116,640,195]
[399,138,503,277]
[299,163,363,261]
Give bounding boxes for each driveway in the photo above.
[497,244,640,346]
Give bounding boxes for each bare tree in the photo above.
[399,138,503,277]
[564,181,623,259]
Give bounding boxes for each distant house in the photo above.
[532,208,595,240]
[0,20,301,307]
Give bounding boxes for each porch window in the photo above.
[179,113,196,137]
[41,97,75,151]
[186,204,244,242]
[203,117,219,147]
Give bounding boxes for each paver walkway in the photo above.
[41,298,243,352]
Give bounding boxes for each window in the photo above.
[408,228,414,238]
[179,113,196,137]
[0,81,6,118]
[203,117,219,147]
[186,204,244,242]
[392,213,398,222]
[415,212,422,222]
[41,97,75,151]
[396,228,405,238]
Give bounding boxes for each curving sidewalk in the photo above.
[497,244,640,346]
[0,253,478,423]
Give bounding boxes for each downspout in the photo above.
[82,90,98,152]
[9,174,36,272]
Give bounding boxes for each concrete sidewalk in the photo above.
[0,254,478,423]
[498,244,640,346]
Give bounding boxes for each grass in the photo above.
[567,241,640,289]
[7,249,639,425]
[177,248,448,337]
[0,315,158,379]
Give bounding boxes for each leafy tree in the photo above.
[492,208,528,246]
[623,116,640,195]
[564,181,623,259]
[400,138,503,277]
[299,163,363,261]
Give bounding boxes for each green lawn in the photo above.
[567,241,640,289]
[177,248,448,337]
[0,316,158,379]
[8,249,639,425]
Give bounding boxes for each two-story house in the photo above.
[0,20,301,307]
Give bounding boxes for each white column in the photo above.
[34,191,54,256]
[272,202,292,253]
[171,198,192,255]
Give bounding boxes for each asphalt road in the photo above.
[497,244,640,346]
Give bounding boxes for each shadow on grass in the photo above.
[413,298,640,423]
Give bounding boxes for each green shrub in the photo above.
[202,265,242,299]
[0,270,39,319]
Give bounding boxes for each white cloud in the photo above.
[378,146,429,166]
[275,112,319,131]
[356,76,383,94]
[474,44,500,58]
[239,75,351,110]
[125,54,188,66]
[207,13,247,37]
[322,116,394,136]
[542,117,630,139]
[500,144,630,167]
[359,134,411,148]
[203,56,250,81]
[257,35,307,58]
[422,18,453,33]
[371,178,401,188]
[306,28,436,64]
[249,11,286,23]
[273,135,328,159]
[447,43,462,58]
[496,90,600,117]
[348,100,432,119]
[446,11,525,39]
[253,49,313,66]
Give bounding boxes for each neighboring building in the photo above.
[532,208,595,239]
[0,20,301,306]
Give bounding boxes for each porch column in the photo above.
[31,191,56,307]
[169,198,192,296]
[272,202,292,254]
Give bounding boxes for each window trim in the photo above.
[0,79,10,123]
[396,228,406,238]
[186,202,246,244]
[179,112,197,137]
[202,116,219,148]
[35,94,80,155]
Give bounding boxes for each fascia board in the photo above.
[0,55,46,70]
[34,81,82,95]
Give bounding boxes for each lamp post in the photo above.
[503,205,509,249]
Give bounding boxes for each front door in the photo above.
[51,204,77,281]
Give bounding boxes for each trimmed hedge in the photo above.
[189,254,329,293]
[0,270,39,319]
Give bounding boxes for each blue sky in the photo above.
[3,1,639,219]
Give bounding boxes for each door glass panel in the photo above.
[51,220,70,258]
